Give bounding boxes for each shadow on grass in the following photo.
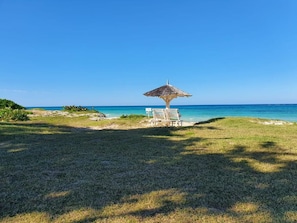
[0,121,296,222]
[194,117,225,125]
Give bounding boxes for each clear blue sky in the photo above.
[1,0,296,106]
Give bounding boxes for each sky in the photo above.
[0,0,297,107]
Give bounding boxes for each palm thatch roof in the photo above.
[144,84,191,97]
[144,83,192,108]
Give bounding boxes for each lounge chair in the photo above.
[151,109,166,125]
[151,108,183,126]
[165,108,182,126]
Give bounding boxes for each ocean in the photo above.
[27,104,297,123]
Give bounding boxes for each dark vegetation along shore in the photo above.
[1,99,297,222]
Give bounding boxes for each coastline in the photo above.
[27,104,297,123]
[28,109,196,128]
[28,109,294,131]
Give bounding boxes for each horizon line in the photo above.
[26,103,297,108]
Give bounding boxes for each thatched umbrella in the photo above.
[144,82,192,108]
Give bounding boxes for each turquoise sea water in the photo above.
[27,104,297,123]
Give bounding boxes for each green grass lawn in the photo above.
[0,116,297,222]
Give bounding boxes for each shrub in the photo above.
[63,105,106,117]
[0,99,28,121]
[0,99,24,109]
[0,109,29,121]
[63,105,90,112]
[120,114,146,119]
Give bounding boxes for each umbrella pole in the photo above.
[166,100,170,109]
[163,100,170,121]
[163,95,177,109]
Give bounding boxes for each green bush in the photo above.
[63,105,106,117]
[0,109,29,121]
[120,114,146,119]
[0,99,28,121]
[0,99,24,109]
[63,105,91,112]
